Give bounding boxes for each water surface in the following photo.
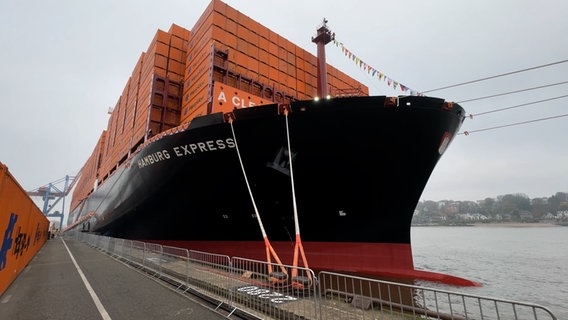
[411,225,568,318]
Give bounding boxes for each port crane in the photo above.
[27,170,81,230]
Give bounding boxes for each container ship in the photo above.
[66,0,473,286]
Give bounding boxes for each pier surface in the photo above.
[0,237,229,320]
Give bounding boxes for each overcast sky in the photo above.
[1,0,566,218]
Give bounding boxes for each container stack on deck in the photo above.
[70,25,190,211]
[71,132,106,206]
[181,0,367,119]
[70,0,367,214]
[99,24,189,184]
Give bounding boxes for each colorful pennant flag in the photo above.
[333,39,422,96]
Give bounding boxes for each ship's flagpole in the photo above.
[228,115,288,283]
[284,107,313,290]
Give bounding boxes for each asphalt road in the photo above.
[0,237,229,320]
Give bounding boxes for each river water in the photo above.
[410,225,568,319]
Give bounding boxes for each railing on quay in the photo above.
[63,231,558,320]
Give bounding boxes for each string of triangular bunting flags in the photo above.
[332,39,423,96]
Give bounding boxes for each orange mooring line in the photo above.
[292,235,309,273]
[284,109,312,287]
[263,236,287,277]
[229,114,288,280]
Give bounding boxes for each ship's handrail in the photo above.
[63,231,558,320]
[135,121,191,154]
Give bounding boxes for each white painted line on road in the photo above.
[62,238,112,320]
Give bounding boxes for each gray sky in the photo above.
[1,0,567,216]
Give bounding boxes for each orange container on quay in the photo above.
[0,162,50,296]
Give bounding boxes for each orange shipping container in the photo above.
[185,80,210,108]
[187,42,214,72]
[217,0,233,21]
[169,34,187,51]
[167,59,185,76]
[181,105,208,125]
[168,47,184,63]
[225,17,237,35]
[148,30,171,52]
[183,72,211,102]
[185,59,211,87]
[211,9,227,29]
[183,87,210,118]
[190,13,214,45]
[0,162,49,296]
[167,23,190,42]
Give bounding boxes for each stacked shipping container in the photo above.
[69,131,106,211]
[70,0,367,213]
[181,0,368,122]
[71,25,190,210]
[95,25,189,183]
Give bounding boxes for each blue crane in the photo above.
[27,171,81,230]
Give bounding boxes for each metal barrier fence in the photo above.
[317,271,558,320]
[64,231,558,320]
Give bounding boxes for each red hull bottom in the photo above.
[151,240,480,287]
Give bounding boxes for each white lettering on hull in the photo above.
[137,138,235,169]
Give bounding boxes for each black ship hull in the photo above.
[68,96,475,286]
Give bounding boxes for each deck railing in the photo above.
[63,231,558,320]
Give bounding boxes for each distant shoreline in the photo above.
[473,222,557,228]
[413,222,561,228]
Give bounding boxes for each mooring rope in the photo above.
[229,118,287,278]
[284,109,312,288]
